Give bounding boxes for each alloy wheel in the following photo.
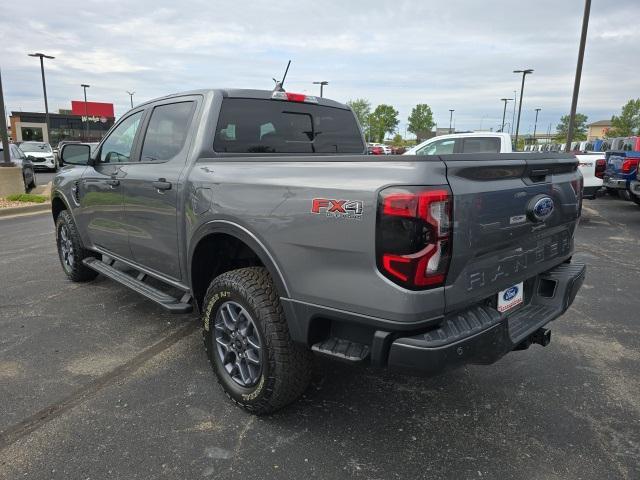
[214,301,263,387]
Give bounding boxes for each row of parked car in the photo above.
[367,131,640,207]
[0,140,99,192]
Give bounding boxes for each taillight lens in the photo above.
[376,187,452,289]
[594,159,606,178]
[622,158,639,174]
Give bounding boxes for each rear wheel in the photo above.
[56,210,99,282]
[202,267,312,414]
[630,192,640,206]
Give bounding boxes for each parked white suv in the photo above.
[404,132,512,156]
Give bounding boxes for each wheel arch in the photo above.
[189,221,290,309]
[51,193,70,223]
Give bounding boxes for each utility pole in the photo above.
[0,68,13,166]
[513,69,534,149]
[500,98,513,132]
[533,108,541,146]
[449,109,455,134]
[28,52,55,141]
[81,84,90,141]
[566,0,591,152]
[126,90,135,108]
[312,81,328,98]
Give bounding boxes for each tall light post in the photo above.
[511,90,517,134]
[449,109,455,134]
[533,108,541,146]
[0,68,13,166]
[81,84,90,141]
[126,90,135,108]
[312,81,328,98]
[28,52,55,141]
[513,69,534,149]
[500,98,513,132]
[566,0,591,152]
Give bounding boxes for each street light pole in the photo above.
[513,69,534,149]
[566,0,591,152]
[312,81,328,98]
[500,98,513,132]
[81,84,90,141]
[28,53,55,141]
[0,68,13,166]
[533,108,541,146]
[126,90,135,109]
[449,109,455,134]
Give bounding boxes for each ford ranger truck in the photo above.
[52,89,586,414]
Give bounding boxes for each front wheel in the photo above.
[56,210,99,282]
[202,267,312,414]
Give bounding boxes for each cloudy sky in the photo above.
[1,0,637,136]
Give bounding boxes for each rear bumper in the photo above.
[603,176,628,189]
[387,262,586,375]
[582,185,600,199]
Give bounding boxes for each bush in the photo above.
[6,193,48,203]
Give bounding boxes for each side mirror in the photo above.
[61,144,91,166]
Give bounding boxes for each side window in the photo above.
[99,111,143,163]
[417,139,456,155]
[140,102,195,162]
[462,137,501,154]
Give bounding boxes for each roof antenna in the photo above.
[272,60,291,92]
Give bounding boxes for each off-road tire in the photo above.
[630,192,640,206]
[56,210,99,282]
[202,267,312,414]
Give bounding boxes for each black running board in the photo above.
[82,258,192,313]
[312,337,370,362]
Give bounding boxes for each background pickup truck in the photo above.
[602,136,640,199]
[52,89,586,414]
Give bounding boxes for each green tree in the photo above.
[608,98,640,137]
[407,104,435,142]
[555,113,588,142]
[369,104,399,143]
[391,133,404,147]
[346,99,371,130]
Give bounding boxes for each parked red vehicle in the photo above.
[368,145,384,155]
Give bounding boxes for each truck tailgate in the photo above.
[442,153,581,313]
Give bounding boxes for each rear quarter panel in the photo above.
[186,156,449,323]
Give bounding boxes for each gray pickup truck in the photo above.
[52,88,585,413]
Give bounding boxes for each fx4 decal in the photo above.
[311,198,364,220]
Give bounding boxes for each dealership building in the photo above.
[9,101,115,146]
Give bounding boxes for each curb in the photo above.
[0,202,50,218]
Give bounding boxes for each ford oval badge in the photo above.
[503,286,519,301]
[528,195,554,222]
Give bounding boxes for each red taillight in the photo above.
[377,187,452,289]
[271,91,318,103]
[622,158,639,174]
[595,159,606,178]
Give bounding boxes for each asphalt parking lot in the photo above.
[1,195,639,479]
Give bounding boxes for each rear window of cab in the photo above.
[214,98,365,154]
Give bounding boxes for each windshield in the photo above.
[20,142,52,153]
[214,98,365,154]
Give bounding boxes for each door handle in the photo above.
[152,179,172,191]
[106,179,120,187]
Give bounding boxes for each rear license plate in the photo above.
[497,282,524,313]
